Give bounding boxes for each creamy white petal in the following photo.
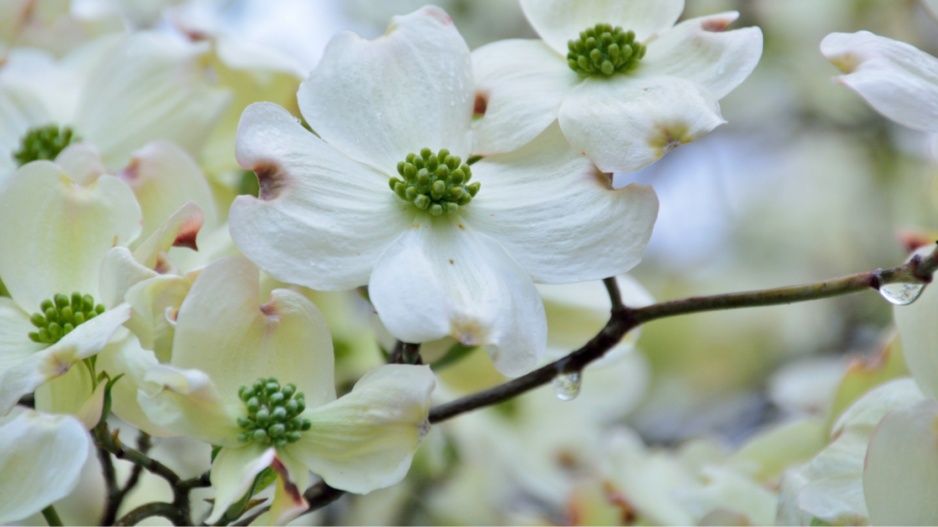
[286,365,434,494]
[207,445,276,524]
[466,124,658,283]
[520,0,684,54]
[230,102,413,290]
[0,297,44,369]
[640,12,762,99]
[138,364,243,445]
[99,247,159,308]
[132,201,206,270]
[55,143,108,186]
[298,6,473,172]
[124,273,195,363]
[864,399,938,525]
[0,409,90,524]
[94,335,175,436]
[559,76,725,173]
[116,141,216,243]
[0,161,142,311]
[0,303,130,414]
[821,31,938,133]
[471,39,578,155]
[172,255,336,408]
[75,32,230,169]
[894,271,938,399]
[370,218,546,376]
[33,362,94,420]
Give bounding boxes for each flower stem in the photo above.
[429,244,938,423]
[41,505,63,526]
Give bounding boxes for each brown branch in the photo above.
[389,340,423,365]
[429,245,938,424]
[115,502,186,526]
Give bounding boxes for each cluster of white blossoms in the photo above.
[11,0,938,526]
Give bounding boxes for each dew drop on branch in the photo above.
[553,370,582,401]
[878,282,925,306]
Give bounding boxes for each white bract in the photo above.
[471,0,763,173]
[821,31,938,133]
[229,6,658,376]
[0,408,91,524]
[137,255,435,525]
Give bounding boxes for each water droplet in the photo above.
[552,370,582,401]
[879,282,925,306]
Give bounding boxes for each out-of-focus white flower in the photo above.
[137,255,435,525]
[821,31,938,133]
[229,6,658,376]
[0,408,91,524]
[471,0,762,173]
[0,31,229,179]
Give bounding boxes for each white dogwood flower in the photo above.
[138,255,435,525]
[471,0,763,173]
[229,6,658,376]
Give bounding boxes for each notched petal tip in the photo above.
[250,162,290,201]
[648,121,695,158]
[701,12,740,32]
[473,90,489,118]
[591,166,615,190]
[172,212,203,251]
[450,316,488,347]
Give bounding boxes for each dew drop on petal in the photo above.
[878,282,925,306]
[553,371,582,401]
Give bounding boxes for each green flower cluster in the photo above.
[28,293,106,344]
[236,378,311,448]
[567,24,646,77]
[12,125,80,167]
[390,148,480,216]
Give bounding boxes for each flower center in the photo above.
[236,378,311,448]
[567,24,645,77]
[12,125,80,167]
[389,148,480,216]
[29,293,106,344]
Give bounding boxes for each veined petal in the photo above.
[298,5,473,171]
[132,201,206,269]
[471,39,578,155]
[0,297,44,369]
[75,32,230,169]
[864,399,938,525]
[116,141,216,243]
[0,161,142,311]
[520,0,684,55]
[559,76,725,173]
[286,365,434,494]
[467,124,658,283]
[206,445,276,524]
[172,255,336,408]
[0,409,90,524]
[0,303,130,414]
[137,364,242,445]
[640,12,763,99]
[99,247,158,308]
[370,219,547,376]
[894,268,938,399]
[821,31,938,133]
[230,102,413,290]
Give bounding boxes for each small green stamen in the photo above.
[389,148,480,217]
[12,125,80,167]
[237,377,311,448]
[28,292,105,345]
[567,24,645,77]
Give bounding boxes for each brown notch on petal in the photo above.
[253,162,289,201]
[270,457,305,507]
[590,165,615,190]
[473,91,489,119]
[119,158,141,182]
[702,17,732,32]
[173,211,204,251]
[260,300,280,319]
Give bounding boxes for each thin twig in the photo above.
[115,502,186,526]
[389,340,423,365]
[429,245,938,423]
